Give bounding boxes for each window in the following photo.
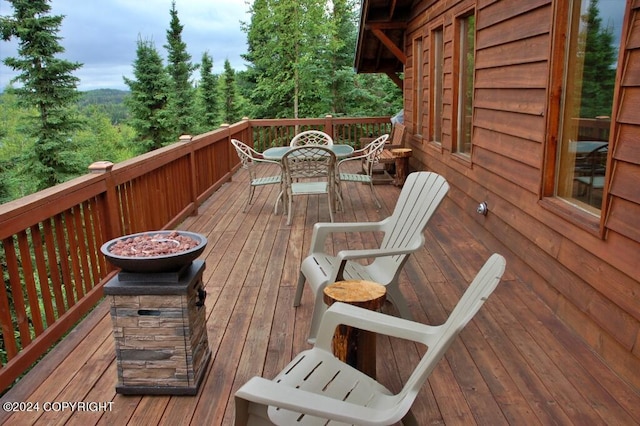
[552,0,624,213]
[413,37,423,135]
[430,27,444,144]
[455,13,475,156]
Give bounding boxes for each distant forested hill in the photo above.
[78,89,130,124]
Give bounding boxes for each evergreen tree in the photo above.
[220,59,241,124]
[242,0,401,119]
[124,38,173,153]
[164,1,197,135]
[580,0,617,118]
[198,52,220,131]
[0,0,84,190]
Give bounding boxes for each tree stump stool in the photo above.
[323,280,386,378]
[391,148,412,186]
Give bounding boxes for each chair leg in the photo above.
[286,192,293,225]
[386,282,413,320]
[327,191,334,222]
[244,185,254,213]
[294,271,306,306]
[307,294,328,344]
[368,180,381,208]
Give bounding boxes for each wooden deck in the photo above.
[1,163,639,425]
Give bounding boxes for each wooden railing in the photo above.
[0,116,390,392]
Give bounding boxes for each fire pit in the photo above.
[100,230,207,273]
[101,230,211,395]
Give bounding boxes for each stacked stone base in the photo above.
[104,260,210,395]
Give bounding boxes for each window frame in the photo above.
[452,8,476,160]
[412,36,424,137]
[429,24,445,145]
[541,0,627,235]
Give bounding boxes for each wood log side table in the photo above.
[323,280,386,378]
[391,148,412,186]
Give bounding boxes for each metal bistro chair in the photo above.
[279,145,337,226]
[295,172,449,342]
[235,254,507,426]
[290,130,334,147]
[337,133,389,209]
[231,139,283,213]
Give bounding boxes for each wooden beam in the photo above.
[372,28,407,64]
[386,71,403,90]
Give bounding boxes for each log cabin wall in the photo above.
[401,0,640,389]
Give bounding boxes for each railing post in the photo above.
[180,135,199,217]
[324,114,334,140]
[88,161,122,240]
[219,123,234,176]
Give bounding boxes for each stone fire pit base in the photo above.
[104,260,210,395]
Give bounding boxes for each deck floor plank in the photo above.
[1,163,639,425]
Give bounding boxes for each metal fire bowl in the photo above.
[100,231,207,273]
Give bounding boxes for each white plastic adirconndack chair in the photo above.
[234,254,506,426]
[295,171,449,342]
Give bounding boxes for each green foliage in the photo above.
[580,0,617,118]
[78,89,130,124]
[220,59,244,124]
[241,0,402,119]
[164,1,198,136]
[1,0,84,190]
[196,52,220,131]
[0,90,137,202]
[124,38,174,153]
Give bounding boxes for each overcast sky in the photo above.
[0,0,251,91]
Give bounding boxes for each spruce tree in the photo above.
[198,52,219,131]
[220,59,241,124]
[124,38,173,152]
[164,1,197,136]
[580,0,617,118]
[0,0,84,190]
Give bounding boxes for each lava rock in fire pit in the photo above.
[101,231,207,273]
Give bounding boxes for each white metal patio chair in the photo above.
[231,139,283,213]
[278,145,337,226]
[295,171,449,341]
[337,133,388,209]
[235,253,506,426]
[290,130,334,147]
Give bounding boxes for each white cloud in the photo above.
[0,0,250,91]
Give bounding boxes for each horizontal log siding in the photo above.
[405,0,640,390]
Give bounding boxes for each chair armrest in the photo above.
[335,238,423,262]
[337,152,368,168]
[236,376,397,425]
[315,302,436,351]
[309,219,390,253]
[253,157,282,166]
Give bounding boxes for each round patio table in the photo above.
[262,144,354,160]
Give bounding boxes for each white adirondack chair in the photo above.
[295,171,449,341]
[235,254,506,426]
[231,139,283,213]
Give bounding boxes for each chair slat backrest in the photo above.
[290,130,334,147]
[381,172,449,254]
[395,254,506,410]
[282,145,336,182]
